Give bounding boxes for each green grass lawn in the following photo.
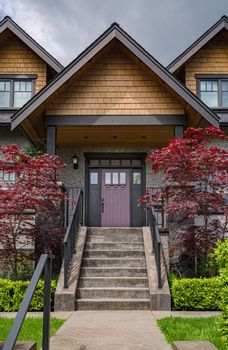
[0,317,64,349]
[157,316,224,350]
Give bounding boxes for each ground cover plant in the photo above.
[0,317,64,349]
[157,316,224,350]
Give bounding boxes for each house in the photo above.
[0,15,227,310]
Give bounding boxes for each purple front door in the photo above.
[101,169,130,227]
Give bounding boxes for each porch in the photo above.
[47,122,183,228]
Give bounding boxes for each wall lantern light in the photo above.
[72,154,79,169]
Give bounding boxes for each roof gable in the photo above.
[11,22,220,130]
[167,15,228,73]
[0,16,63,73]
[46,45,185,116]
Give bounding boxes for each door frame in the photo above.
[85,153,146,227]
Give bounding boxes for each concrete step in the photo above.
[86,234,143,243]
[77,287,150,299]
[76,298,150,310]
[82,258,147,268]
[88,227,142,235]
[85,242,145,250]
[83,250,145,258]
[78,277,149,288]
[80,267,148,277]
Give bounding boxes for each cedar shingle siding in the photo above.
[185,30,228,94]
[0,30,47,92]
[46,47,184,116]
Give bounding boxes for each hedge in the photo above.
[0,279,57,312]
[171,277,223,310]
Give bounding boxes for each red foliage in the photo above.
[0,145,67,279]
[144,126,228,275]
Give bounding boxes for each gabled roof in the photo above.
[0,16,63,73]
[167,15,228,73]
[11,22,220,130]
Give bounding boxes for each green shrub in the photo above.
[212,240,228,348]
[0,261,34,281]
[171,277,223,310]
[217,268,228,347]
[0,279,57,312]
[212,239,228,271]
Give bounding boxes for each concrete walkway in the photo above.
[50,311,172,350]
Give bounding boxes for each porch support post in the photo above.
[46,126,56,154]
[174,125,184,138]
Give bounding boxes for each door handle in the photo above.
[101,199,104,213]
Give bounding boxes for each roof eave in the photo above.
[0,16,63,73]
[11,23,219,130]
[168,16,228,73]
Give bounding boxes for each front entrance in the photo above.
[86,153,146,227]
[101,169,130,227]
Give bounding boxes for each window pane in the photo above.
[14,92,32,107]
[120,172,126,184]
[200,91,218,107]
[90,172,98,185]
[0,92,10,107]
[132,159,141,166]
[212,81,218,91]
[105,172,111,185]
[9,172,16,181]
[20,81,26,91]
[111,159,120,166]
[14,81,20,91]
[222,81,228,91]
[26,81,32,91]
[0,81,10,91]
[222,92,228,107]
[0,170,3,180]
[89,159,99,166]
[133,172,141,185]
[112,172,119,185]
[100,159,109,166]
[121,159,131,166]
[200,81,206,91]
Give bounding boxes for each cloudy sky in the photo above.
[0,0,228,67]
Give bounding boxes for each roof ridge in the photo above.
[11,22,220,130]
[0,15,63,72]
[167,15,228,72]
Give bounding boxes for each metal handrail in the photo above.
[3,254,51,350]
[63,190,83,288]
[148,206,162,288]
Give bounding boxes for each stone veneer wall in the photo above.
[57,146,165,190]
[0,127,31,147]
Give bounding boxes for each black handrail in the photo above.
[148,207,162,288]
[3,254,52,350]
[63,190,83,288]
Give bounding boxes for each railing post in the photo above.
[42,255,51,350]
[64,243,68,288]
[157,242,162,288]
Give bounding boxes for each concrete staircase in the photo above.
[76,227,150,310]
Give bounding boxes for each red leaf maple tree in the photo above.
[0,145,67,280]
[144,126,228,276]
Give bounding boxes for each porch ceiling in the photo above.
[56,125,174,147]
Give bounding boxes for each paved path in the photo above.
[50,311,172,350]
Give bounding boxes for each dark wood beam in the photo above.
[46,126,56,154]
[174,125,184,138]
[45,115,186,127]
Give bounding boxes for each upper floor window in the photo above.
[0,75,36,109]
[197,75,228,108]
